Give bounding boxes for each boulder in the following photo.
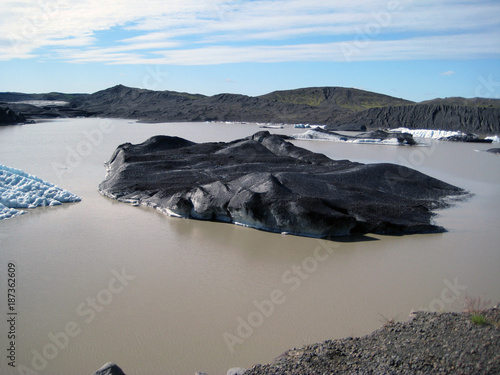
[443,133,493,143]
[485,148,500,154]
[0,106,26,125]
[91,362,126,375]
[325,123,367,132]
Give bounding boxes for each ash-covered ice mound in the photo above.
[0,164,81,219]
[99,131,469,238]
[293,128,417,145]
[389,127,494,143]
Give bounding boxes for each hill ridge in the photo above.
[259,86,414,111]
[1,85,499,133]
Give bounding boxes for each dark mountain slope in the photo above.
[74,85,498,133]
[2,85,499,134]
[420,97,500,108]
[0,91,86,102]
[69,84,205,118]
[70,85,347,124]
[334,104,500,134]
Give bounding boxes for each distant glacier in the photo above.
[0,164,81,220]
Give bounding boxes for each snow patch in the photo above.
[0,164,81,220]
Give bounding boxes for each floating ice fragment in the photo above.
[292,129,417,145]
[389,128,465,139]
[0,164,81,220]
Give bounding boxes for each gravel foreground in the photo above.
[93,308,499,375]
[242,308,500,375]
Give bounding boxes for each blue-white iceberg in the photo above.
[0,164,81,220]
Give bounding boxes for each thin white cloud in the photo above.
[55,32,500,66]
[0,0,499,64]
[441,71,456,76]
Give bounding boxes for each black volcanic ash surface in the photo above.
[99,131,468,238]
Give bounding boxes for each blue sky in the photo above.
[1,0,499,101]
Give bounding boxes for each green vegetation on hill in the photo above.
[259,87,414,112]
[259,89,327,107]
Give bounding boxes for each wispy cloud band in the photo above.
[1,0,499,64]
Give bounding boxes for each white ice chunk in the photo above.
[486,135,500,143]
[8,100,69,107]
[0,164,81,220]
[389,127,465,139]
[292,130,408,145]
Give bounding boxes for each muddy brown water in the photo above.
[1,119,499,375]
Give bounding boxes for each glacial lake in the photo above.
[1,118,499,375]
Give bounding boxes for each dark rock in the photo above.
[91,362,126,375]
[294,128,417,145]
[357,129,417,145]
[325,123,367,132]
[99,131,468,238]
[0,106,26,125]
[444,133,493,143]
[485,148,500,154]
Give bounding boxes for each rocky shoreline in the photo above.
[92,308,500,375]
